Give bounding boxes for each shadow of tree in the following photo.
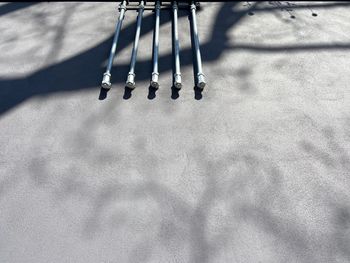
[1,3,350,262]
[1,2,350,115]
[0,2,40,16]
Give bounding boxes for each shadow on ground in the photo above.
[1,2,350,115]
[1,2,350,262]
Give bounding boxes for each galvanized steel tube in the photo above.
[126,1,144,89]
[101,0,127,90]
[150,1,161,88]
[172,1,182,89]
[190,1,206,89]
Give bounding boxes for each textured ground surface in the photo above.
[1,1,350,262]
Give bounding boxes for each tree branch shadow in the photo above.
[1,2,350,115]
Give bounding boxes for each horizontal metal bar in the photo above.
[123,6,187,10]
[120,1,200,11]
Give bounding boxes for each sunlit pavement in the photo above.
[1,2,350,262]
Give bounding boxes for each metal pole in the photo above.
[101,1,127,90]
[172,1,182,89]
[190,1,206,89]
[150,1,161,89]
[126,0,144,89]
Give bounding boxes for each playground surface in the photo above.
[0,2,350,262]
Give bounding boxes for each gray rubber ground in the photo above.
[1,2,350,262]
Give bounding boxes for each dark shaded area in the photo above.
[123,87,133,100]
[171,86,180,100]
[147,85,157,100]
[194,86,203,100]
[98,88,109,100]
[0,2,39,16]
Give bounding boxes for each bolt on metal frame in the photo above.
[101,0,127,90]
[126,0,145,89]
